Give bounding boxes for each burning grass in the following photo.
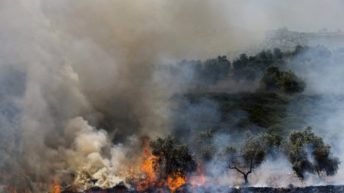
[51,180,61,193]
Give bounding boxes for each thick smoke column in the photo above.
[0,0,265,190]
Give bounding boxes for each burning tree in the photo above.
[285,127,340,179]
[226,135,266,185]
[150,136,197,191]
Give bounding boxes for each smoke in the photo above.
[0,0,265,190]
[285,46,344,185]
[1,0,344,191]
[62,117,134,190]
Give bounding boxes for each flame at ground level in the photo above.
[140,150,157,182]
[136,140,186,192]
[167,174,186,193]
[190,163,206,187]
[136,141,158,191]
[190,175,205,187]
[51,181,61,193]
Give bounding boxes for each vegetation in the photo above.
[177,46,308,86]
[226,132,282,185]
[224,127,339,185]
[177,55,231,85]
[259,66,305,94]
[195,129,216,161]
[226,136,266,185]
[167,45,342,185]
[232,48,286,81]
[150,136,197,179]
[285,127,340,179]
[183,92,290,129]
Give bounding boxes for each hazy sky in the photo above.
[222,0,344,32]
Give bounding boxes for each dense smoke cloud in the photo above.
[284,47,344,185]
[0,0,264,190]
[1,0,344,192]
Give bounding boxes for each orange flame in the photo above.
[167,174,186,192]
[141,148,157,182]
[136,141,158,191]
[51,180,61,193]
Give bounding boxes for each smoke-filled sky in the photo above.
[1,0,344,191]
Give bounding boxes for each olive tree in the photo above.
[150,136,197,179]
[226,132,283,185]
[260,66,305,94]
[285,127,340,179]
[226,136,266,185]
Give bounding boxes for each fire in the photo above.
[190,174,205,187]
[51,181,61,193]
[136,140,158,191]
[136,138,188,192]
[140,148,157,182]
[167,174,186,192]
[190,163,206,187]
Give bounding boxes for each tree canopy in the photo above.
[285,127,340,179]
[150,136,197,179]
[259,66,305,94]
[226,134,269,185]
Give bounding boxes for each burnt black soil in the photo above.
[62,184,344,193]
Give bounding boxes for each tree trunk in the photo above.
[243,174,249,185]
